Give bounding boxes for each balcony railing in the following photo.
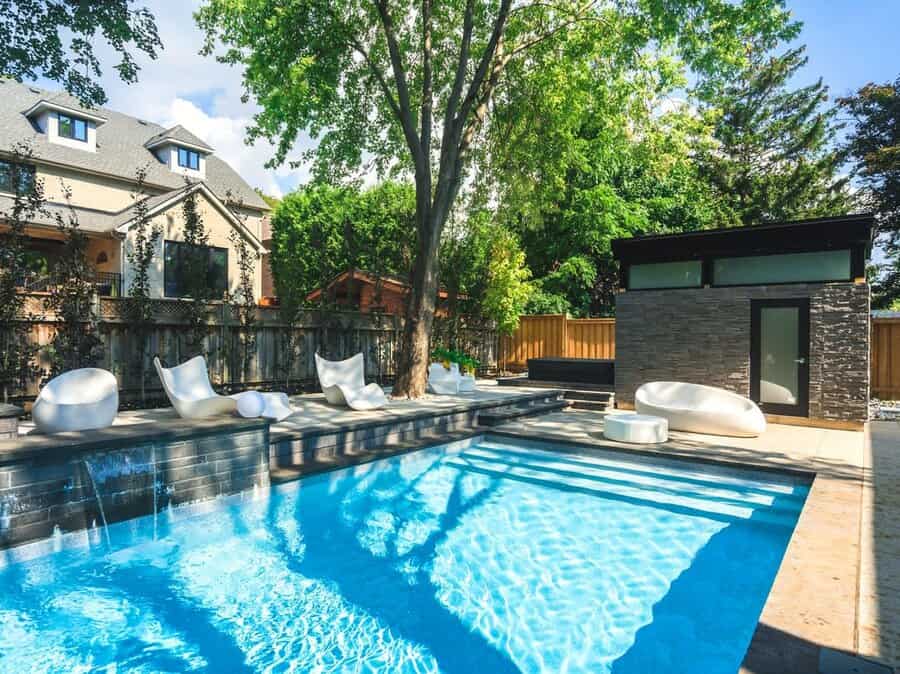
[17,271,123,297]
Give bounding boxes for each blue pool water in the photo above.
[0,436,808,673]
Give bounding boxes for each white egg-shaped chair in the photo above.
[32,368,119,434]
[635,381,766,437]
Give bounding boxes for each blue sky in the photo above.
[30,0,900,199]
[787,0,899,98]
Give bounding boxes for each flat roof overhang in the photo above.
[611,214,876,265]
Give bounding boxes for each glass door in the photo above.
[750,299,810,416]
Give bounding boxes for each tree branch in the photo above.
[421,0,434,160]
[373,0,423,167]
[350,39,404,123]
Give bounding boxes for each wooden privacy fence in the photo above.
[871,317,900,399]
[13,294,499,403]
[499,314,616,371]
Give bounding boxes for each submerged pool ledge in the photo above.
[0,417,271,549]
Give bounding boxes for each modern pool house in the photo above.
[612,214,874,429]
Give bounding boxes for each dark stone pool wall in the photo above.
[0,418,269,549]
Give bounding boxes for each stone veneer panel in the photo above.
[0,419,269,549]
[615,282,870,422]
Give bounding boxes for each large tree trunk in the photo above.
[392,203,445,398]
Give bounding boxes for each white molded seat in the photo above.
[32,368,119,434]
[428,363,460,395]
[154,355,237,419]
[315,353,388,411]
[635,381,766,437]
[604,413,668,444]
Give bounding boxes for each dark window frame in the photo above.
[177,147,201,171]
[163,240,228,299]
[0,160,36,194]
[58,113,88,142]
[750,298,810,417]
[622,247,860,291]
[626,259,704,291]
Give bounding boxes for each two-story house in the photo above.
[0,80,270,302]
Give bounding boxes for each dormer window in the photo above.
[58,114,88,142]
[177,147,200,171]
[23,99,106,153]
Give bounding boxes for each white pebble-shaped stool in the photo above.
[32,368,119,434]
[604,413,668,444]
[235,391,266,418]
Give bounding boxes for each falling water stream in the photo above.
[82,459,111,547]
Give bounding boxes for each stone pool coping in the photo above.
[491,409,879,674]
[0,416,270,463]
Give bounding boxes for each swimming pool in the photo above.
[0,435,808,673]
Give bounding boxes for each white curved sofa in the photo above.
[315,353,388,411]
[635,381,766,437]
[32,368,119,434]
[154,356,237,419]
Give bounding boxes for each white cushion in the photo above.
[235,391,265,418]
[604,413,668,444]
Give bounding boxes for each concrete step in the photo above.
[477,397,570,427]
[497,377,614,393]
[569,399,613,412]
[564,390,615,403]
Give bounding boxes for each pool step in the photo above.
[565,390,615,412]
[477,396,570,427]
[450,448,805,528]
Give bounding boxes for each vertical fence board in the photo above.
[498,315,615,371]
[872,318,900,399]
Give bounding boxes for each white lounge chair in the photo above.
[428,362,460,394]
[154,355,237,419]
[635,381,766,437]
[314,353,388,411]
[32,368,119,434]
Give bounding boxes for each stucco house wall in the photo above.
[124,190,262,301]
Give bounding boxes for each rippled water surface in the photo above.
[0,436,808,673]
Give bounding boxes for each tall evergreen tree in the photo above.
[697,45,852,226]
[839,77,900,307]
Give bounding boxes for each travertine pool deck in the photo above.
[494,409,899,674]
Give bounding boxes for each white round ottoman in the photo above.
[235,391,266,418]
[604,413,668,444]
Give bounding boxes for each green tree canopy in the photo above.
[269,181,416,309]
[198,0,799,394]
[696,45,853,226]
[840,77,900,307]
[0,1,161,107]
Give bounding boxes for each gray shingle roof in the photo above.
[144,124,214,151]
[0,79,268,212]
[0,194,119,233]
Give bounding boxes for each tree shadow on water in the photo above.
[265,458,521,673]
